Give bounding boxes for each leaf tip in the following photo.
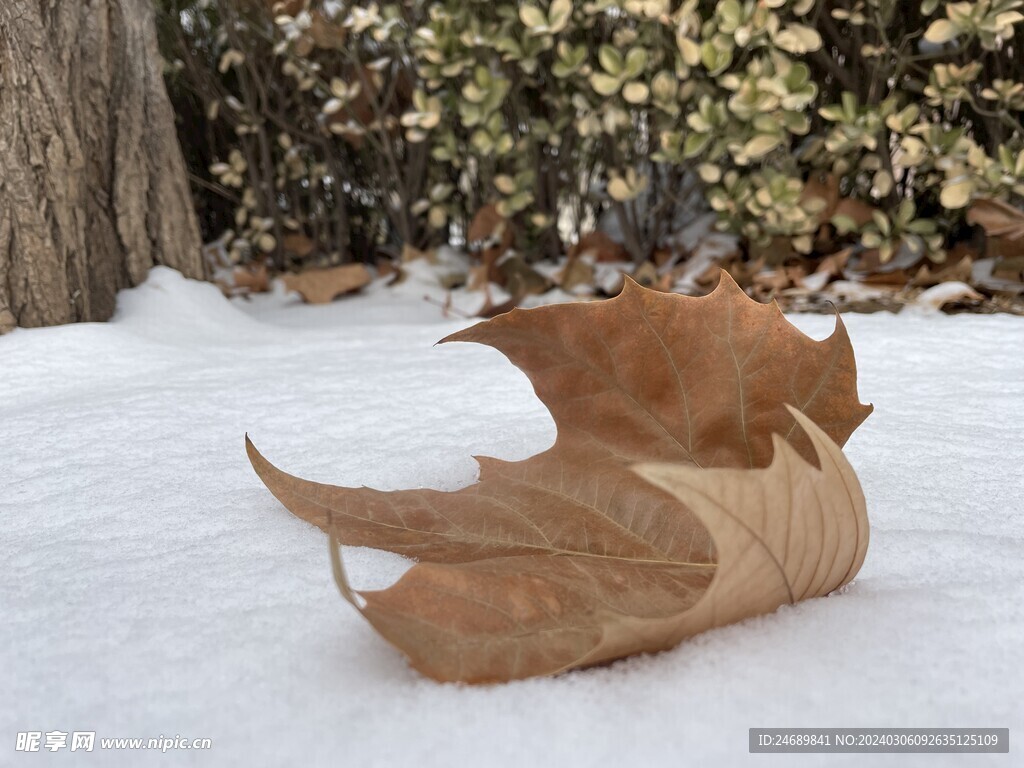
[711,268,743,296]
[437,305,525,347]
[619,273,642,294]
[244,433,261,468]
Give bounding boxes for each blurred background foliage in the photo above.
[157,0,1024,282]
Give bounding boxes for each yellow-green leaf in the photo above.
[622,81,650,104]
[940,177,974,209]
[924,19,959,44]
[774,24,823,54]
[743,134,783,159]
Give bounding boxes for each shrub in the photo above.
[159,0,1024,268]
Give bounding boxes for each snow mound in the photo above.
[114,266,274,344]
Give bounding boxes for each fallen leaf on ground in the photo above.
[801,172,841,223]
[401,243,434,263]
[375,258,395,277]
[466,263,490,292]
[475,294,520,319]
[831,197,877,229]
[282,234,317,259]
[631,261,668,290]
[558,256,596,294]
[748,236,798,266]
[214,264,270,297]
[568,231,629,263]
[325,409,866,682]
[281,264,372,304]
[653,247,674,268]
[911,244,974,287]
[816,248,852,279]
[248,272,872,682]
[495,254,549,296]
[967,198,1024,240]
[467,205,514,276]
[845,241,924,284]
[752,267,796,299]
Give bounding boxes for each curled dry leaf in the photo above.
[247,272,872,682]
[632,408,868,648]
[325,409,866,683]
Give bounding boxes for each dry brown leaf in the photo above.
[569,231,629,263]
[751,267,794,300]
[724,256,764,292]
[309,10,347,50]
[817,248,852,278]
[656,272,674,292]
[495,254,549,296]
[967,198,1024,240]
[214,263,270,297]
[401,243,434,263]
[281,264,372,304]
[832,197,877,229]
[231,264,270,295]
[466,263,490,292]
[992,256,1024,282]
[802,171,841,223]
[375,258,397,280]
[467,205,515,285]
[467,204,513,254]
[632,407,868,645]
[320,407,866,683]
[558,256,595,294]
[911,243,973,288]
[748,236,798,266]
[652,247,674,268]
[631,261,661,289]
[270,0,303,15]
[476,294,520,319]
[282,233,317,259]
[247,272,872,682]
[844,247,914,286]
[988,238,1024,261]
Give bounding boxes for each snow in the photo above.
[3,267,1022,767]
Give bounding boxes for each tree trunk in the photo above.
[0,0,204,333]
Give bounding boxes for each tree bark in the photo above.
[0,0,204,333]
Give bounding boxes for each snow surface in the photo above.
[2,267,1022,767]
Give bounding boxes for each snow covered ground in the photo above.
[2,267,1022,767]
